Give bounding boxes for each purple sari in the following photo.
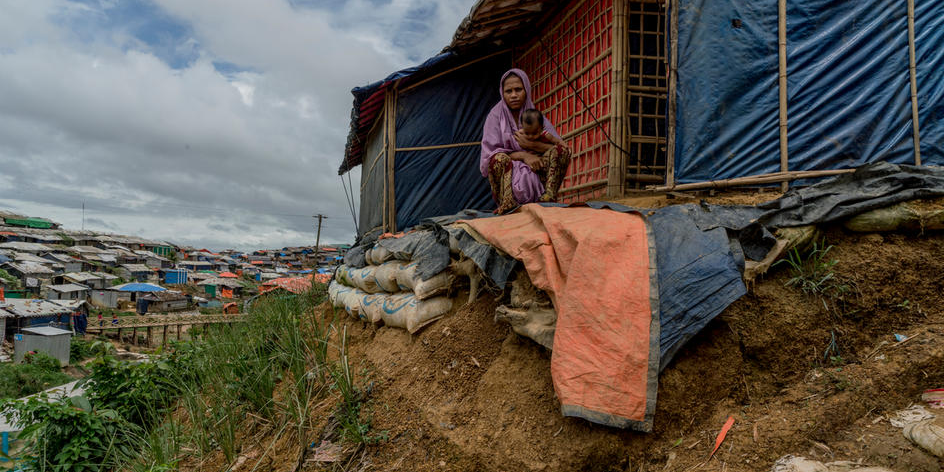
[480,69,562,204]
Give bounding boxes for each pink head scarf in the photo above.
[479,69,561,177]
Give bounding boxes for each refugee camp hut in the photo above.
[136,250,172,269]
[341,0,944,234]
[45,284,90,301]
[19,231,62,245]
[198,277,243,298]
[1,262,55,290]
[14,326,72,365]
[178,260,213,272]
[0,242,52,254]
[0,298,76,331]
[41,253,84,273]
[118,264,153,282]
[2,217,57,230]
[60,272,106,290]
[136,291,189,314]
[162,268,188,285]
[89,288,119,309]
[0,231,21,242]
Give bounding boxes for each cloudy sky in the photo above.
[0,0,471,251]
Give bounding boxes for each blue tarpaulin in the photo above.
[674,0,944,184]
[392,52,510,230]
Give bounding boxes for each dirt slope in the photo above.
[315,228,943,472]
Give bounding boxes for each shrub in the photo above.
[1,395,138,472]
[0,353,73,400]
[83,356,180,428]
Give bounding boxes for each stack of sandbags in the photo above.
[329,257,454,334]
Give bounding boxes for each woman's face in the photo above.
[502,75,526,111]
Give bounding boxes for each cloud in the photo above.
[0,0,471,251]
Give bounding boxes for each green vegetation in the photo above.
[0,352,74,400]
[70,338,114,364]
[0,282,381,471]
[0,268,21,289]
[3,395,138,472]
[57,232,75,246]
[777,241,846,297]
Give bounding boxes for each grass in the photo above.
[3,282,380,470]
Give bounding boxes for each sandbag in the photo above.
[379,293,452,334]
[366,245,394,265]
[395,261,419,291]
[414,271,454,300]
[395,262,453,299]
[346,266,382,293]
[359,293,387,324]
[335,286,367,319]
[373,261,404,293]
[327,280,345,308]
[335,265,355,287]
[844,201,944,232]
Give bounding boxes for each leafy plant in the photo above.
[1,394,139,472]
[776,241,846,297]
[0,353,73,400]
[0,268,21,289]
[83,356,180,427]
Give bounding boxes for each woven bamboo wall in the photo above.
[518,0,614,202]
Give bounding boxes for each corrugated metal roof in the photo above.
[120,264,152,272]
[2,261,56,275]
[46,283,90,292]
[0,299,73,317]
[22,326,73,336]
[63,272,102,282]
[0,241,53,252]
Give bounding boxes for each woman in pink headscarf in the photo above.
[480,68,572,214]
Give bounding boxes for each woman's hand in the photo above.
[522,153,543,171]
[514,130,553,154]
[509,151,543,171]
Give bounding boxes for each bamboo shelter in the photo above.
[339,0,944,235]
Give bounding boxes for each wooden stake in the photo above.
[132,327,137,346]
[778,0,789,192]
[649,169,853,192]
[665,0,679,188]
[147,326,152,347]
[907,0,922,165]
[177,324,182,340]
[162,325,168,349]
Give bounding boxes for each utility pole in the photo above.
[313,214,326,267]
[81,202,85,231]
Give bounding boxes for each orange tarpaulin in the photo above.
[220,287,234,299]
[462,204,659,431]
[218,272,238,278]
[261,275,313,294]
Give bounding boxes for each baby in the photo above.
[520,108,566,148]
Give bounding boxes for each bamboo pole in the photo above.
[147,326,151,347]
[608,0,627,197]
[534,48,613,104]
[384,87,398,233]
[399,50,510,94]
[778,0,789,192]
[665,0,679,187]
[162,325,168,348]
[394,142,481,152]
[907,0,922,165]
[563,114,613,140]
[648,169,854,192]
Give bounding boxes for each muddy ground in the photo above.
[201,194,944,472]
